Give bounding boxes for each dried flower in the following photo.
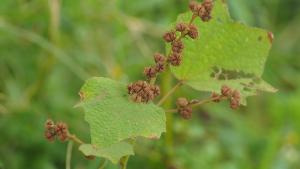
[44,119,56,142]
[128,81,160,103]
[44,119,69,142]
[189,1,198,12]
[144,66,157,79]
[163,31,177,43]
[211,92,221,102]
[188,24,199,39]
[171,40,184,53]
[176,23,188,32]
[221,85,232,97]
[230,98,240,109]
[168,53,182,66]
[176,97,189,107]
[179,106,193,120]
[154,53,166,64]
[155,63,165,73]
[56,122,68,142]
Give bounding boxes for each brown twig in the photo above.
[67,133,85,145]
[157,81,183,106]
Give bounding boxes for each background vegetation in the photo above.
[0,0,300,169]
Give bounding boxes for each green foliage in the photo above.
[79,142,134,164]
[78,77,165,161]
[170,0,276,104]
[0,0,299,169]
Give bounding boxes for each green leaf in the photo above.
[169,0,276,104]
[78,77,166,147]
[79,142,134,164]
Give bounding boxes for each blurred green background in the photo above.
[0,0,300,169]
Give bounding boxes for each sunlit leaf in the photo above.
[169,0,276,104]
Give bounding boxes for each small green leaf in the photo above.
[78,77,166,147]
[169,0,276,104]
[79,142,134,164]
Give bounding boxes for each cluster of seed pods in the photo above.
[128,0,214,104]
[45,119,68,142]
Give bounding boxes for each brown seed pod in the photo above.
[128,81,160,103]
[230,97,240,109]
[189,0,198,12]
[44,119,57,142]
[194,4,206,17]
[179,106,193,120]
[176,97,189,107]
[231,90,241,100]
[211,92,221,102]
[163,31,176,43]
[201,15,212,22]
[221,85,232,97]
[155,62,165,73]
[188,24,199,39]
[150,85,160,97]
[153,53,166,63]
[143,66,157,79]
[176,23,188,32]
[171,40,184,53]
[45,119,55,129]
[56,122,68,142]
[203,0,214,12]
[168,53,182,66]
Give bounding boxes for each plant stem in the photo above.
[120,156,130,169]
[190,96,226,108]
[165,109,177,113]
[98,159,107,169]
[165,95,227,113]
[67,133,85,145]
[157,81,183,106]
[66,141,73,169]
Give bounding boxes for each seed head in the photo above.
[203,0,214,12]
[188,24,199,39]
[44,119,56,142]
[189,1,198,12]
[143,66,157,79]
[211,92,221,102]
[150,85,160,97]
[231,90,241,100]
[230,97,240,109]
[44,119,69,142]
[171,40,184,53]
[163,31,177,43]
[176,97,189,108]
[230,90,241,109]
[56,122,68,142]
[155,62,165,73]
[153,53,166,64]
[176,23,188,32]
[168,53,182,66]
[128,81,160,103]
[179,106,193,120]
[221,85,232,97]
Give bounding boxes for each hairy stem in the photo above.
[157,81,183,106]
[66,141,73,169]
[165,95,227,113]
[67,133,85,145]
[190,96,226,108]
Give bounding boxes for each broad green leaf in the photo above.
[79,142,134,164]
[169,0,276,104]
[78,77,166,147]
